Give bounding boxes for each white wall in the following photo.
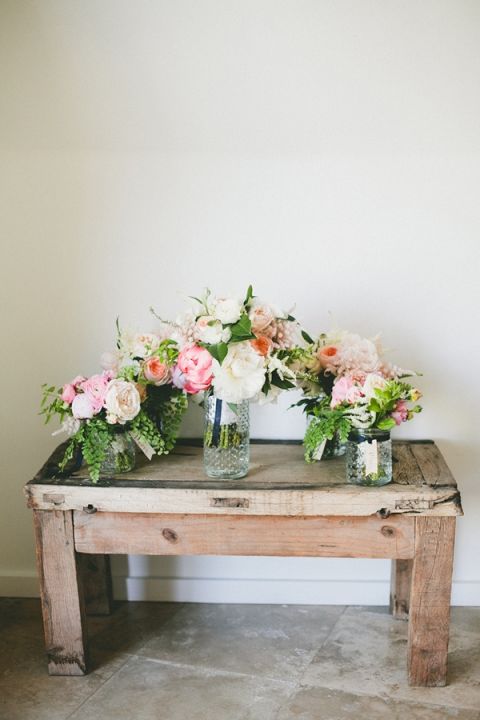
[1,0,479,605]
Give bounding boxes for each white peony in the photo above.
[194,316,232,345]
[104,380,141,425]
[212,341,266,403]
[213,297,242,325]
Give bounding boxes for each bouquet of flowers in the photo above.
[295,331,422,462]
[41,323,188,482]
[161,285,302,404]
[152,286,302,467]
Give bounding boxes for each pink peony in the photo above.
[143,356,171,386]
[61,383,76,405]
[392,400,409,425]
[79,374,110,414]
[176,344,213,394]
[330,375,363,408]
[71,393,95,419]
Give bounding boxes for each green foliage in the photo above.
[207,342,229,364]
[244,284,254,306]
[40,384,68,424]
[304,411,350,463]
[228,313,256,343]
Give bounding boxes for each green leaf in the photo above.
[301,330,314,344]
[207,342,229,364]
[286,314,296,321]
[227,402,238,414]
[244,285,254,305]
[376,417,396,430]
[271,376,296,390]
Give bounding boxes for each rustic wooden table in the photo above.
[24,440,462,686]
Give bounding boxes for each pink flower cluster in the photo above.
[62,372,114,419]
[172,344,213,394]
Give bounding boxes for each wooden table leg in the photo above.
[408,517,456,686]
[390,559,413,620]
[78,554,113,616]
[33,510,88,675]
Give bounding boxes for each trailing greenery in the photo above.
[303,397,351,463]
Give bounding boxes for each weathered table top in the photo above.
[25,440,462,518]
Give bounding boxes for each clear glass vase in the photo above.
[204,395,249,478]
[99,432,136,477]
[346,429,392,486]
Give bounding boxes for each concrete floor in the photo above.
[1,599,479,720]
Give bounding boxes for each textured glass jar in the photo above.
[204,395,249,478]
[99,431,136,477]
[346,429,392,486]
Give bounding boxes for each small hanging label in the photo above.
[361,439,379,475]
[130,431,155,460]
[313,439,327,461]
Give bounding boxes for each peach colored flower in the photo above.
[250,335,272,357]
[143,356,171,386]
[318,345,339,370]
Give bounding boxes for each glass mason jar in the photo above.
[99,431,136,477]
[346,429,392,486]
[204,394,249,478]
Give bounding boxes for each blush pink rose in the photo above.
[143,356,171,386]
[177,344,213,394]
[61,383,76,404]
[392,399,409,425]
[71,393,95,419]
[79,374,110,414]
[330,375,363,408]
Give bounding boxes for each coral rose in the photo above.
[250,335,272,357]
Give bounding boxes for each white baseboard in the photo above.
[112,576,480,607]
[1,572,478,606]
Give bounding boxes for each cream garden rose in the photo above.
[104,380,141,424]
[212,341,266,403]
[213,297,242,325]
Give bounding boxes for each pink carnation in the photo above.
[79,374,110,414]
[392,399,409,425]
[331,375,363,408]
[176,344,213,394]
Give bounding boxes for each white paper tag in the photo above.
[312,439,327,461]
[360,439,378,475]
[130,431,155,460]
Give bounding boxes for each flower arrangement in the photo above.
[41,322,187,482]
[162,285,302,404]
[295,330,422,462]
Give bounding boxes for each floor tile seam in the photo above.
[63,654,132,720]
[133,653,297,686]
[295,680,480,712]
[292,605,348,688]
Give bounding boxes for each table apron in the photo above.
[73,512,415,559]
